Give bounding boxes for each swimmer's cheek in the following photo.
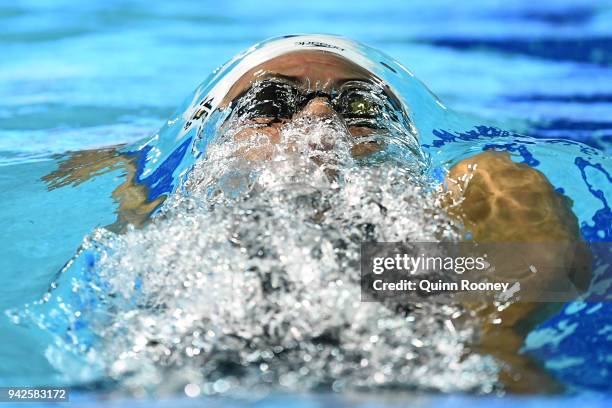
[232,125,283,161]
[350,141,383,157]
[234,125,281,144]
[235,144,275,161]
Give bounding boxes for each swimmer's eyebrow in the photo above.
[239,74,376,96]
[258,73,372,89]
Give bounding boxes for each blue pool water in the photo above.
[1,0,611,406]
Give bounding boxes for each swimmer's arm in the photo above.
[43,147,164,231]
[444,151,592,393]
[444,150,591,295]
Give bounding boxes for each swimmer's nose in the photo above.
[295,97,338,120]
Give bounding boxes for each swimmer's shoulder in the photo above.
[43,146,163,232]
[444,150,591,309]
[43,145,132,190]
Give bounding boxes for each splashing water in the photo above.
[9,34,611,397]
[14,97,501,396]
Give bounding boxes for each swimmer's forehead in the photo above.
[220,50,386,107]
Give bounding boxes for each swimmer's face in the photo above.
[219,50,406,160]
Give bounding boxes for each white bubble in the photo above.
[184,383,200,398]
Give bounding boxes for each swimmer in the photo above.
[42,35,591,393]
